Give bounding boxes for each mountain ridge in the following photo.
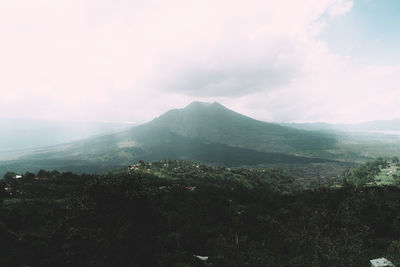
[148,101,337,154]
[0,101,338,175]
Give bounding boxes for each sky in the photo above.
[0,0,399,124]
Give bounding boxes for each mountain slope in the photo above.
[0,118,133,152]
[149,101,337,154]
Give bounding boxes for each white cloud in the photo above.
[3,0,399,124]
[328,0,354,17]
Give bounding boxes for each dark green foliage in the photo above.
[63,174,164,267]
[3,171,17,180]
[0,160,400,266]
[344,157,388,186]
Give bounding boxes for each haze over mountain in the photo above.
[282,119,400,162]
[0,102,337,175]
[0,118,134,152]
[283,119,400,134]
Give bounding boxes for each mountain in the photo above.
[0,102,338,175]
[0,118,134,152]
[148,102,337,154]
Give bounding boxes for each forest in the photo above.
[1,159,400,266]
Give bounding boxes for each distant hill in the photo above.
[0,118,134,152]
[282,119,400,161]
[347,119,400,134]
[282,118,400,134]
[280,122,338,132]
[0,102,338,175]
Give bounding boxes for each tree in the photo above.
[0,181,8,200]
[3,172,17,181]
[63,173,164,266]
[387,240,400,266]
[37,170,49,178]
[23,172,35,181]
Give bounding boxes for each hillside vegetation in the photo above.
[1,160,400,266]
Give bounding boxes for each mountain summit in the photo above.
[149,101,337,154]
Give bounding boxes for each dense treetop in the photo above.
[1,159,400,266]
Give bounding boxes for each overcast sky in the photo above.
[1,0,399,124]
